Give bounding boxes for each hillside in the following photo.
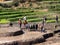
[0,0,60,23]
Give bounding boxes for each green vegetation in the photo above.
[0,19,10,24]
[0,8,59,23]
[46,20,56,23]
[0,0,60,23]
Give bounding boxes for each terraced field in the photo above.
[0,1,60,45]
[0,1,60,23]
[0,8,60,24]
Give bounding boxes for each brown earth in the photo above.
[33,33,60,45]
[0,23,60,45]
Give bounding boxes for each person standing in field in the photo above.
[23,16,26,20]
[23,20,28,25]
[18,19,22,28]
[41,17,45,32]
[56,15,58,23]
[42,19,45,26]
[23,16,27,25]
[44,16,47,23]
[41,25,44,32]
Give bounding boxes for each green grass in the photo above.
[46,20,56,23]
[0,6,60,23]
[0,19,10,24]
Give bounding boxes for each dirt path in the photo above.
[0,23,60,33]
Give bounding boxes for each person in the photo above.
[33,23,38,30]
[44,16,47,23]
[23,20,28,26]
[9,22,13,27]
[30,24,33,29]
[23,16,26,20]
[33,24,35,30]
[55,25,57,29]
[18,19,22,28]
[40,25,45,32]
[41,25,44,32]
[30,23,38,31]
[30,24,35,31]
[36,24,38,30]
[42,19,45,26]
[56,15,58,23]
[25,23,30,29]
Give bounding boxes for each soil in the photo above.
[0,23,60,45]
[33,32,60,45]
